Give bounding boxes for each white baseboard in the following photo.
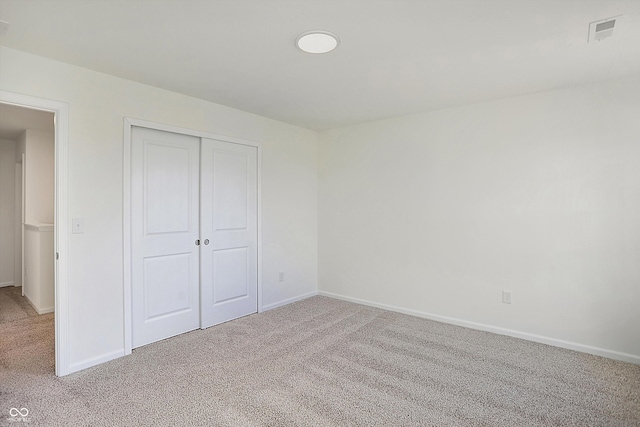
[0,281,14,287]
[262,290,318,312]
[318,291,640,365]
[24,293,38,312]
[67,349,125,375]
[36,306,54,314]
[24,294,54,315]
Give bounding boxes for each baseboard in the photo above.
[262,290,318,312]
[36,306,54,314]
[0,281,14,287]
[24,293,54,315]
[318,291,640,365]
[24,293,39,313]
[67,349,125,375]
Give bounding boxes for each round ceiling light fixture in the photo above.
[296,30,340,54]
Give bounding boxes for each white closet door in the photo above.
[131,127,200,348]
[200,138,258,328]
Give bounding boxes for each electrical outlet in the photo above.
[502,290,512,304]
[279,272,285,282]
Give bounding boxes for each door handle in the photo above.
[204,239,210,245]
[195,239,200,246]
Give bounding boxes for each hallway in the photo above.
[0,286,54,375]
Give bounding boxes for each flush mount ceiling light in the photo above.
[296,30,340,54]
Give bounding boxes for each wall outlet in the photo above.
[502,290,512,304]
[278,272,285,282]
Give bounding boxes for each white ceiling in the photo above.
[0,0,639,131]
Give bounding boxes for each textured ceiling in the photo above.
[1,0,639,130]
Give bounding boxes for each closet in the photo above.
[130,126,258,348]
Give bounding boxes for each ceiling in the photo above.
[0,103,54,140]
[0,0,639,131]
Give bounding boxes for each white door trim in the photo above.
[0,90,70,376]
[123,117,263,355]
[21,153,25,296]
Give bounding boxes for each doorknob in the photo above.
[195,239,200,246]
[204,239,210,245]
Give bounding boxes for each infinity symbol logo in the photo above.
[9,407,29,417]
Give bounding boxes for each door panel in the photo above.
[200,138,257,328]
[132,127,200,348]
[213,151,248,230]
[212,247,248,304]
[143,253,192,319]
[145,143,191,234]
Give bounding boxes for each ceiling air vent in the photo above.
[588,16,621,43]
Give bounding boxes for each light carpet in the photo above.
[1,295,639,426]
[0,286,37,324]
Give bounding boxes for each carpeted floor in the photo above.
[0,286,38,323]
[1,295,639,426]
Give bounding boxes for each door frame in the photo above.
[20,153,25,296]
[122,117,263,355]
[0,90,70,376]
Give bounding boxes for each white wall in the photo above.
[23,129,54,225]
[319,75,640,362]
[0,46,318,372]
[0,139,16,286]
[15,128,55,311]
[23,224,55,314]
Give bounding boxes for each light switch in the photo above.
[72,218,85,234]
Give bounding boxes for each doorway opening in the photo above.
[0,103,55,374]
[0,91,69,376]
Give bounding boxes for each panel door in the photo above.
[200,138,258,328]
[131,127,200,348]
